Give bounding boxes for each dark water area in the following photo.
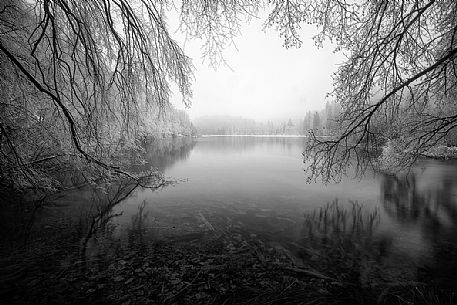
[103,136,457,285]
[2,136,457,303]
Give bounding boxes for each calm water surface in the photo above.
[110,136,457,274]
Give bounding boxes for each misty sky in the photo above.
[168,11,345,122]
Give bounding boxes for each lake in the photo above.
[3,135,457,304]
[102,136,457,284]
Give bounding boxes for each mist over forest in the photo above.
[192,102,341,136]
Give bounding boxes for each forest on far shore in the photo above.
[193,102,339,136]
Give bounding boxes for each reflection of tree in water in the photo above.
[147,137,196,172]
[380,171,457,287]
[80,180,142,258]
[128,137,196,173]
[127,201,151,251]
[381,174,427,223]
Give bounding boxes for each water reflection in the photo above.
[196,136,306,155]
[297,201,397,285]
[87,138,457,290]
[380,162,457,287]
[381,164,457,234]
[7,137,457,293]
[381,174,428,224]
[79,180,142,258]
[126,200,151,250]
[129,137,196,173]
[78,152,457,290]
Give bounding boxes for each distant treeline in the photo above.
[193,102,341,136]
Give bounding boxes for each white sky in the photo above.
[168,11,346,122]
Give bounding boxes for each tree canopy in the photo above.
[289,0,457,181]
[1,0,456,188]
[1,0,195,189]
